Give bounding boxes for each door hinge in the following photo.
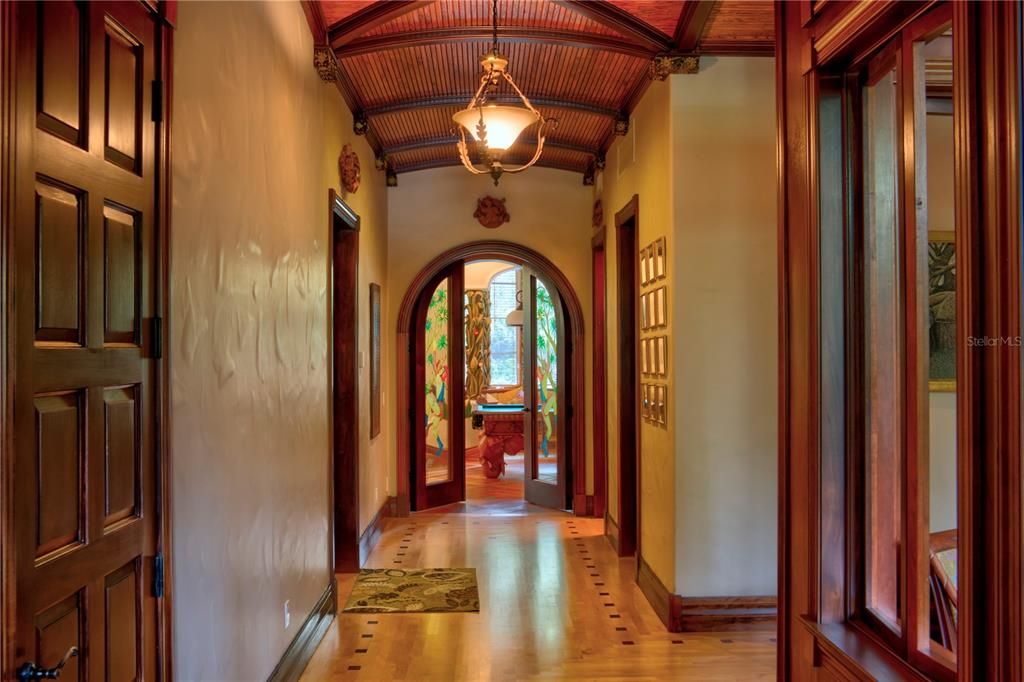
[151,317,163,359]
[153,553,165,598]
[151,80,163,122]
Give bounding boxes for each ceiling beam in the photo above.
[697,40,775,56]
[552,0,672,53]
[673,0,715,52]
[392,157,587,176]
[363,94,620,120]
[385,136,596,157]
[334,26,657,57]
[327,0,434,47]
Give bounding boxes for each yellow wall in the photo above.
[386,167,593,498]
[170,2,387,678]
[321,74,391,536]
[598,80,677,591]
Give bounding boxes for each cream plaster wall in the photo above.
[598,80,677,591]
[671,57,778,597]
[170,2,387,679]
[386,167,593,498]
[599,59,778,597]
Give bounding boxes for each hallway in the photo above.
[301,509,776,681]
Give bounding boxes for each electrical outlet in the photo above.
[284,600,291,629]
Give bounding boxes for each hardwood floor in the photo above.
[301,508,776,680]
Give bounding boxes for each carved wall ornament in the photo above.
[614,115,630,136]
[649,54,700,81]
[353,114,370,136]
[313,45,338,82]
[474,196,510,229]
[592,199,604,229]
[339,144,361,194]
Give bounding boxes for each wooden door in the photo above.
[12,2,161,678]
[413,263,466,510]
[523,270,569,510]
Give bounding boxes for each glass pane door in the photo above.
[424,278,453,485]
[414,264,466,510]
[523,271,567,509]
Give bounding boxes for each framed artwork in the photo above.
[654,238,666,279]
[369,283,382,438]
[653,286,667,327]
[655,336,667,376]
[928,231,955,391]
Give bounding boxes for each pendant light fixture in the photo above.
[453,0,549,185]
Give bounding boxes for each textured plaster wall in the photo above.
[386,167,593,498]
[598,79,677,591]
[671,57,778,597]
[170,1,387,679]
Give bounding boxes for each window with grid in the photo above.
[489,268,520,386]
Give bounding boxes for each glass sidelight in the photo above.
[831,4,960,677]
[424,278,453,485]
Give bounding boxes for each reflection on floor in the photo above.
[301,511,777,681]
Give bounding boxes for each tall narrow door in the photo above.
[413,264,466,510]
[12,2,162,679]
[523,271,569,509]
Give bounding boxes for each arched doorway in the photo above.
[395,241,586,515]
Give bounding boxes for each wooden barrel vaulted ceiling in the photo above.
[303,0,774,180]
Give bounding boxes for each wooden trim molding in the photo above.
[637,556,776,633]
[357,501,389,568]
[267,582,337,682]
[331,191,362,573]
[675,596,777,632]
[395,241,587,515]
[778,0,1024,680]
[605,513,621,554]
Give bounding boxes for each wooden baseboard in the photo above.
[636,555,776,632]
[338,499,390,572]
[605,514,620,553]
[573,493,594,516]
[267,581,336,682]
[357,501,389,567]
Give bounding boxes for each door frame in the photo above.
[329,190,361,572]
[613,196,639,557]
[591,228,607,519]
[0,2,176,678]
[394,241,586,515]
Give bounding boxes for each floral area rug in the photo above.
[342,568,480,613]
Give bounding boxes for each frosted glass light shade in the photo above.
[453,104,539,151]
[505,306,524,327]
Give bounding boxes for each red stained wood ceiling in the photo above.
[316,0,774,176]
